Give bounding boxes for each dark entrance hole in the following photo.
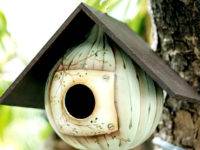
[65,84,95,119]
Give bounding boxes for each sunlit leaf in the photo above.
[0,80,11,97]
[39,123,53,140]
[126,0,150,41]
[127,11,146,36]
[84,0,121,13]
[0,106,13,139]
[99,0,121,12]
[0,11,7,40]
[84,0,101,10]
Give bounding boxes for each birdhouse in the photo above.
[0,3,200,150]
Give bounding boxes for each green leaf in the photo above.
[84,0,101,9]
[39,123,53,140]
[126,0,149,40]
[0,106,13,139]
[84,0,121,13]
[0,11,7,39]
[99,0,121,12]
[127,11,146,36]
[0,80,11,97]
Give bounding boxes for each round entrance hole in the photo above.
[65,84,95,119]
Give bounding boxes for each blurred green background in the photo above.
[0,0,150,149]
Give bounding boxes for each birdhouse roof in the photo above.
[1,3,200,109]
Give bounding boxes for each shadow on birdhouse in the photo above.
[0,3,200,150]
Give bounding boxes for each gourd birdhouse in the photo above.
[0,3,200,150]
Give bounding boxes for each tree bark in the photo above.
[151,0,200,149]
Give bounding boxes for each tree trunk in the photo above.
[151,0,200,149]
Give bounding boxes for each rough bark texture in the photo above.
[151,0,200,149]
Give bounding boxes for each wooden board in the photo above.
[0,3,199,109]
